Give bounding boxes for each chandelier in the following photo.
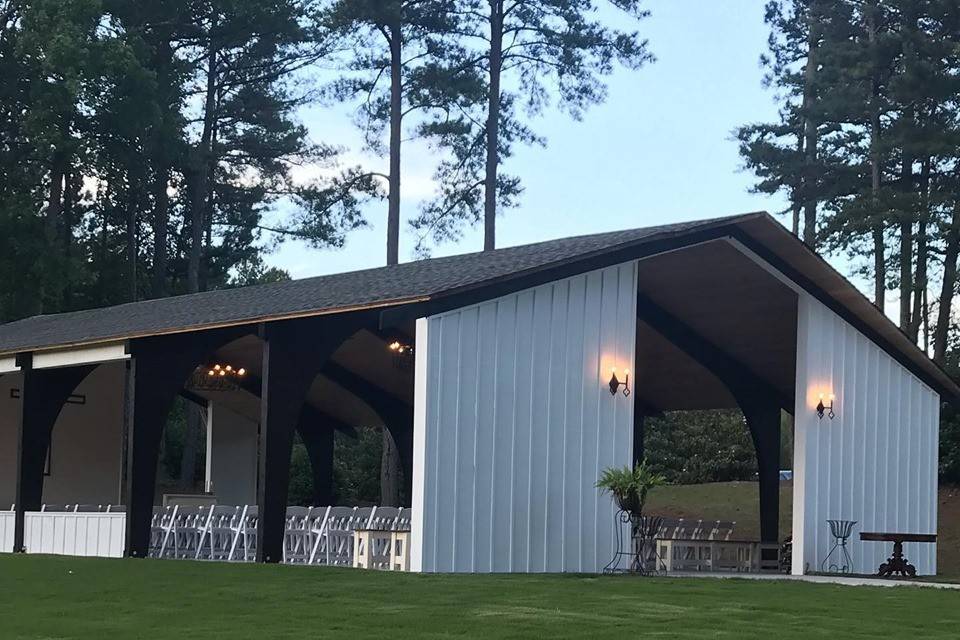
[189,363,247,391]
[388,341,414,371]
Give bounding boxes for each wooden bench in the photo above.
[859,531,937,577]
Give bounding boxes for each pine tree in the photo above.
[411,0,653,252]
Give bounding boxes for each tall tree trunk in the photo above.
[933,201,960,364]
[40,151,68,313]
[909,158,930,342]
[180,403,203,491]
[898,5,917,331]
[182,30,218,491]
[188,36,217,296]
[151,163,170,298]
[380,428,401,507]
[381,16,404,507]
[125,176,139,303]
[62,167,76,308]
[387,18,402,267]
[792,131,804,236]
[899,211,914,331]
[45,157,64,245]
[483,0,504,252]
[873,226,885,312]
[800,3,821,248]
[150,41,173,299]
[868,0,885,312]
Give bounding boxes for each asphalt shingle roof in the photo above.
[0,214,754,354]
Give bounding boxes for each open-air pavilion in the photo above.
[0,211,954,575]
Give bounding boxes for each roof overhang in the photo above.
[1,212,955,401]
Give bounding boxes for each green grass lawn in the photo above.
[1,554,958,639]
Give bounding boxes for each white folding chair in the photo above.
[196,505,241,560]
[310,506,357,566]
[152,505,178,558]
[228,505,258,562]
[306,507,332,564]
[283,506,313,564]
[171,505,210,559]
[394,508,412,532]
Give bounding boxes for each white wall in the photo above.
[23,512,125,557]
[0,510,13,552]
[793,294,940,575]
[0,363,124,507]
[413,262,638,573]
[207,403,258,505]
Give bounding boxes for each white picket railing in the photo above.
[0,511,14,552]
[22,512,125,558]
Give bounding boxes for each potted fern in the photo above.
[596,460,665,517]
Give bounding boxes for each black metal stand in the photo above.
[603,511,663,575]
[820,519,856,574]
[878,540,917,578]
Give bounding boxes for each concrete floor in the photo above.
[668,571,960,590]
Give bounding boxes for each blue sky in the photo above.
[270,0,791,280]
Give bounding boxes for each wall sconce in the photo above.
[816,393,835,420]
[608,367,631,397]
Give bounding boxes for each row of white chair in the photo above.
[148,504,411,567]
[657,518,736,541]
[3,504,125,513]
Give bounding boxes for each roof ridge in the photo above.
[1,212,764,328]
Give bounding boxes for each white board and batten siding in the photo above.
[22,512,126,558]
[793,294,939,575]
[0,510,13,552]
[411,262,638,573]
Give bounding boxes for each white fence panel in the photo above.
[0,511,13,552]
[23,512,125,558]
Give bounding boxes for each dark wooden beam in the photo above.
[636,293,792,413]
[234,371,357,439]
[124,325,256,558]
[13,356,95,552]
[178,388,208,408]
[255,315,363,563]
[320,362,413,501]
[636,292,783,542]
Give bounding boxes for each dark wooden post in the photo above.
[124,327,254,558]
[256,316,361,563]
[297,418,335,506]
[386,413,414,505]
[13,355,94,552]
[632,411,646,465]
[743,399,782,544]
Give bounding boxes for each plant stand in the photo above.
[820,519,856,573]
[603,511,663,574]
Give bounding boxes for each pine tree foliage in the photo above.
[738,0,960,361]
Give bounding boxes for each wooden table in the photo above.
[859,532,937,577]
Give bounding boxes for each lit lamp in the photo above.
[608,367,631,397]
[388,340,415,371]
[816,393,836,420]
